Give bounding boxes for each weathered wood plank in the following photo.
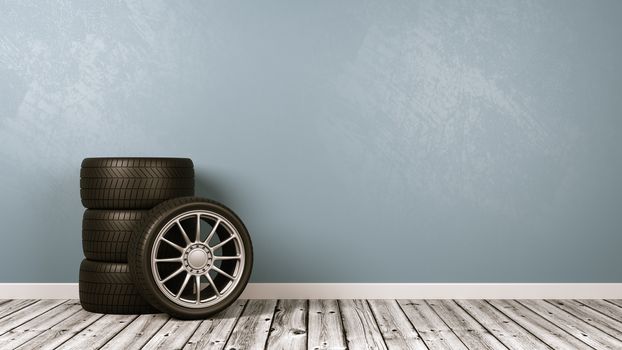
[578,299,622,323]
[57,314,138,349]
[367,299,427,350]
[339,299,386,350]
[225,299,277,350]
[14,308,103,350]
[266,299,308,350]
[0,300,81,349]
[426,300,505,350]
[519,299,622,349]
[101,314,169,350]
[0,299,65,335]
[0,300,37,320]
[397,299,466,350]
[487,300,591,349]
[142,318,202,350]
[549,300,622,340]
[456,299,549,350]
[308,299,347,350]
[183,299,247,350]
[607,300,622,309]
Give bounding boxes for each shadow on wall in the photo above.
[193,169,257,219]
[194,170,232,203]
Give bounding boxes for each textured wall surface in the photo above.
[1,0,621,282]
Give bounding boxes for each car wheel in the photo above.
[129,197,253,319]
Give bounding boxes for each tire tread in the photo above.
[80,157,195,210]
[81,158,193,169]
[79,259,158,314]
[82,210,147,262]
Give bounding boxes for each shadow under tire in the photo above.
[82,209,148,262]
[79,259,159,314]
[129,197,253,320]
[80,157,195,210]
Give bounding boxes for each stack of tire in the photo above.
[79,157,253,319]
[79,158,195,314]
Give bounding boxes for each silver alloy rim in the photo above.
[150,210,245,308]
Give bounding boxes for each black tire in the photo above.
[80,157,195,210]
[79,259,159,314]
[128,197,253,319]
[82,210,148,263]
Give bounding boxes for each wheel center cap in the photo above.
[188,249,208,269]
[183,244,212,274]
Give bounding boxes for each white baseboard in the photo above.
[1,283,621,299]
[0,283,80,299]
[240,283,622,299]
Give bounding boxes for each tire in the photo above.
[82,210,148,263]
[129,197,253,319]
[80,157,195,210]
[79,259,159,314]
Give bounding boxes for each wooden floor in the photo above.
[0,299,621,349]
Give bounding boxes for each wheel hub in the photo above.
[183,244,212,274]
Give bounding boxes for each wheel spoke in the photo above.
[213,255,241,260]
[195,276,201,303]
[211,266,235,280]
[195,214,201,242]
[176,273,191,299]
[160,267,185,283]
[203,219,221,245]
[161,237,185,253]
[176,220,192,246]
[210,235,235,250]
[155,257,182,263]
[205,273,220,296]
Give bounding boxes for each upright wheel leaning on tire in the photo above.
[129,197,253,319]
[80,157,195,210]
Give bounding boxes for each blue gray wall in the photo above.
[1,1,621,282]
